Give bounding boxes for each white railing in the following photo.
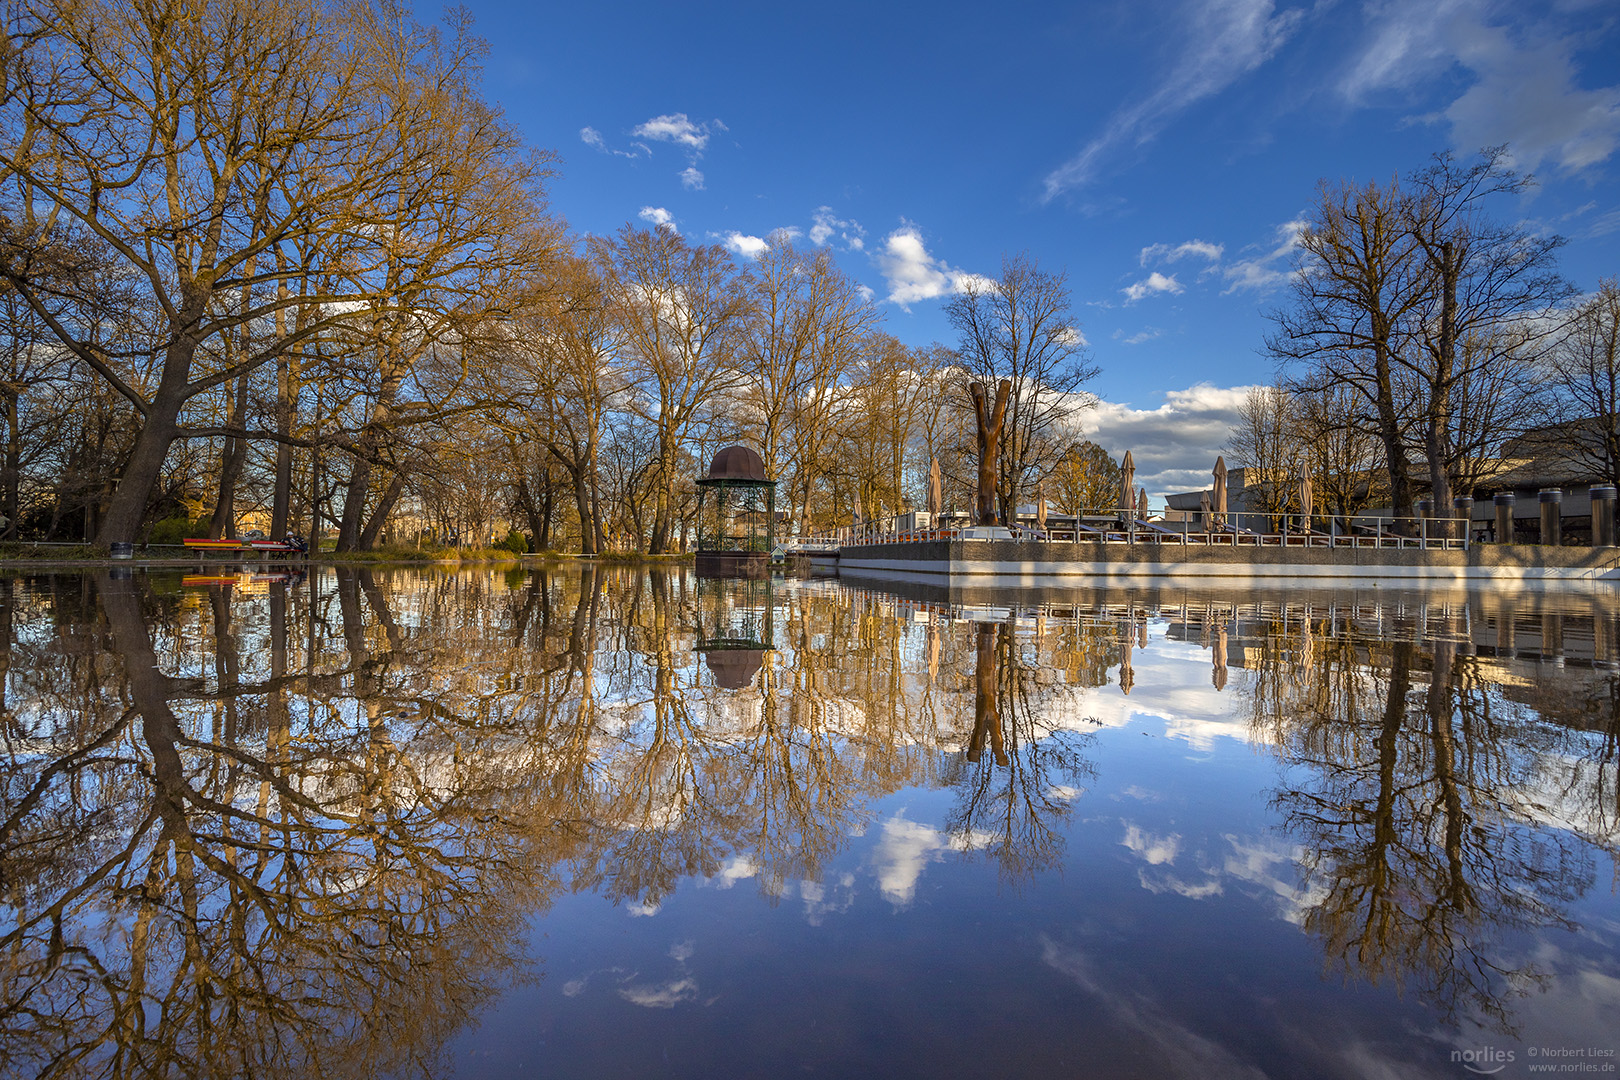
[789,509,1475,552]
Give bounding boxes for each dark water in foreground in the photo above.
[0,567,1617,1079]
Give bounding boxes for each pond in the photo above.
[1,567,1616,1079]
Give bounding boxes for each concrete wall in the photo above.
[834,539,1620,583]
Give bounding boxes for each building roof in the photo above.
[704,445,770,483]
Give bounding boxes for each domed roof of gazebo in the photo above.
[704,445,769,483]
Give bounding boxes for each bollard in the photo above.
[1453,495,1473,543]
[1591,485,1617,547]
[1494,492,1514,543]
[1539,489,1562,546]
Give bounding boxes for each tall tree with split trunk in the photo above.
[947,253,1097,525]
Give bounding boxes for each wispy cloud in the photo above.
[1140,239,1224,266]
[1341,0,1620,173]
[874,224,995,307]
[631,112,713,152]
[1122,272,1183,303]
[1043,0,1304,198]
[680,166,705,190]
[1220,218,1306,293]
[579,125,645,159]
[1117,327,1166,345]
[810,206,867,250]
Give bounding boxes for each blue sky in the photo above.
[466,0,1620,497]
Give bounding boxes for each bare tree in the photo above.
[1227,385,1303,517]
[946,253,1097,524]
[1548,279,1620,497]
[0,0,553,546]
[1402,148,1571,513]
[595,225,751,553]
[1270,178,1426,519]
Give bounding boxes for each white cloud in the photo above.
[709,855,757,888]
[680,166,705,190]
[874,225,995,307]
[1119,327,1165,346]
[631,112,712,152]
[1122,823,1182,865]
[1139,240,1224,266]
[619,978,698,1008]
[639,206,676,231]
[1078,384,1261,498]
[869,813,989,906]
[720,231,769,259]
[1043,0,1304,197]
[809,206,867,250]
[1221,218,1306,293]
[1122,272,1183,303]
[1056,325,1089,348]
[870,815,949,905]
[1341,0,1620,172]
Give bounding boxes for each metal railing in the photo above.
[790,509,1473,552]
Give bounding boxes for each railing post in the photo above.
[1591,485,1617,547]
[1453,496,1473,547]
[1494,492,1515,544]
[1539,488,1562,546]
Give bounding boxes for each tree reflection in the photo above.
[942,617,1096,886]
[1249,606,1614,1033]
[0,570,563,1078]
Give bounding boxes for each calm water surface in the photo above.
[1,568,1617,1079]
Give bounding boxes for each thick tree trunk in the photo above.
[514,475,547,547]
[2,390,18,540]
[572,461,597,555]
[96,387,185,546]
[1426,243,1459,536]
[271,349,295,538]
[207,375,251,539]
[356,469,407,550]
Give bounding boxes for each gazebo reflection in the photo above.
[694,573,775,691]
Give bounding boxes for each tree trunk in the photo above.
[356,469,407,550]
[271,348,296,538]
[96,385,186,546]
[571,460,597,555]
[2,389,18,540]
[207,374,251,539]
[1426,242,1459,536]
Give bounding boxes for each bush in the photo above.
[495,532,530,554]
[147,516,208,546]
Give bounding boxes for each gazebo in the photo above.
[695,445,777,577]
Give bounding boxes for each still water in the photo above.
[0,567,1616,1079]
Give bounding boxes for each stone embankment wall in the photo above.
[835,540,1620,582]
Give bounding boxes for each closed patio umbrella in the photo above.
[1199,490,1212,530]
[1299,475,1314,531]
[1120,450,1136,513]
[927,457,942,519]
[1137,487,1149,518]
[1213,456,1228,527]
[1036,484,1048,531]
